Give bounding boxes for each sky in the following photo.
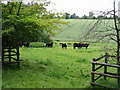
[2,0,120,16]
[47,0,120,16]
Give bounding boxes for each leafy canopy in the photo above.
[2,1,69,46]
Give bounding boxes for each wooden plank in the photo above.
[90,82,112,88]
[3,47,17,49]
[91,71,120,79]
[109,55,120,58]
[106,72,117,76]
[10,51,17,54]
[94,75,102,82]
[11,57,17,61]
[93,55,105,61]
[4,54,17,56]
[94,65,103,71]
[92,61,120,68]
[2,61,20,64]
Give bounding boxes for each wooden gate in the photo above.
[91,53,120,88]
[2,46,20,68]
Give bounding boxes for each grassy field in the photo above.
[2,42,118,88]
[52,19,114,41]
[2,19,118,88]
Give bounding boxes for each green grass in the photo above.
[52,19,114,41]
[2,42,118,88]
[2,19,118,88]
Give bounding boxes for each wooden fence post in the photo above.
[16,47,20,68]
[2,48,4,62]
[118,61,120,87]
[92,58,96,85]
[8,46,11,62]
[104,53,108,80]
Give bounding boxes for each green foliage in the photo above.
[2,1,69,46]
[29,42,46,48]
[62,13,80,19]
[82,15,88,19]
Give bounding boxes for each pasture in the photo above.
[2,42,118,88]
[52,19,114,41]
[2,19,118,88]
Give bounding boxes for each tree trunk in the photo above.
[17,2,22,15]
[9,3,14,14]
[113,0,120,87]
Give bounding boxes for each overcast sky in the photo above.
[47,0,120,16]
[2,0,120,16]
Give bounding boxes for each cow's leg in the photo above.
[51,46,52,48]
[74,46,75,49]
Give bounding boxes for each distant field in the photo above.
[52,19,114,42]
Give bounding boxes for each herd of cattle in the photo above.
[18,42,89,49]
[45,42,89,49]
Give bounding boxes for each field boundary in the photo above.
[91,53,120,88]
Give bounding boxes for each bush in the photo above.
[29,42,46,48]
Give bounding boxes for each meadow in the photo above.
[2,19,118,88]
[52,19,114,42]
[2,42,118,88]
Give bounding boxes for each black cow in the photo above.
[59,43,62,45]
[46,42,53,48]
[61,43,67,49]
[73,43,89,49]
[23,42,30,47]
[18,42,30,47]
[73,43,82,49]
[18,42,23,47]
[81,44,89,49]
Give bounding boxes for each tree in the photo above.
[63,13,70,19]
[2,1,69,46]
[89,12,94,19]
[70,13,79,19]
[113,0,120,86]
[82,15,88,19]
[81,0,120,86]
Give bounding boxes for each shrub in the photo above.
[29,42,46,48]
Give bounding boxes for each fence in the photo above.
[91,53,120,88]
[2,46,20,68]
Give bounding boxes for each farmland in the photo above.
[2,19,118,88]
[2,42,118,88]
[52,19,115,42]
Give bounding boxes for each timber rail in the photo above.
[2,46,20,68]
[91,53,120,88]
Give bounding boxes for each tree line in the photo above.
[61,12,114,19]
